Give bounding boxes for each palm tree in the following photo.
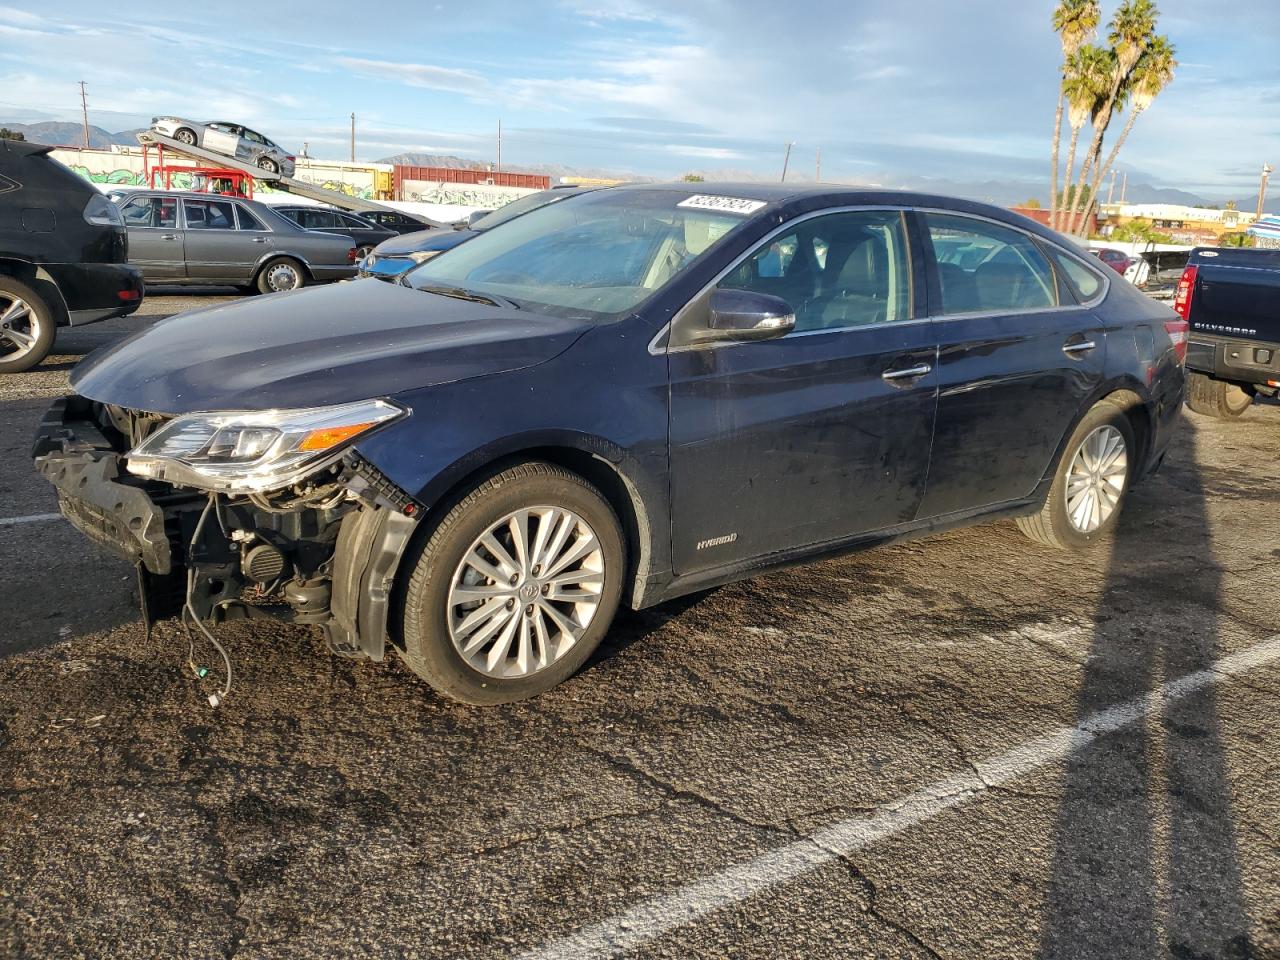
[1064,0,1158,234]
[1050,0,1100,229]
[1077,35,1177,235]
[1058,45,1109,227]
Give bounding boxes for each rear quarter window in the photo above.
[1047,248,1106,303]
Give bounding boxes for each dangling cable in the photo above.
[183,495,233,708]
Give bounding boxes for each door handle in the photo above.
[251,237,268,243]
[882,364,932,382]
[1062,340,1097,355]
[160,234,180,241]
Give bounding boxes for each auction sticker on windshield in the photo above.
[677,195,768,216]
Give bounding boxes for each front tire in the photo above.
[1016,401,1136,551]
[1186,371,1252,419]
[399,462,625,705]
[0,277,56,375]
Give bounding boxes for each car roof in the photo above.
[614,181,1077,248]
[0,139,55,159]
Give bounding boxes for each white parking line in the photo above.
[521,632,1280,960]
[0,512,62,527]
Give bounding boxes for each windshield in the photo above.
[471,189,581,232]
[406,188,756,319]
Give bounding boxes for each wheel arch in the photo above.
[409,433,660,611]
[0,257,70,326]
[1039,376,1156,492]
[251,251,314,283]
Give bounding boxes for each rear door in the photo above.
[181,197,251,280]
[119,194,184,279]
[914,211,1106,518]
[667,207,938,575]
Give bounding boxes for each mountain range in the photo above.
[6,121,1275,213]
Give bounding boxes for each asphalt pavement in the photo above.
[1,291,1277,959]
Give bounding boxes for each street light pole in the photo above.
[780,141,794,183]
[350,113,356,163]
[1257,163,1274,221]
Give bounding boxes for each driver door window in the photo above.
[716,210,912,333]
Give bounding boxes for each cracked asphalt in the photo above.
[2,291,1279,959]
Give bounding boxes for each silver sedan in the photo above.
[149,117,297,176]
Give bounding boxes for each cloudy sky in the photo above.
[1,0,1276,200]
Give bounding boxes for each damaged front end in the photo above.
[32,395,420,660]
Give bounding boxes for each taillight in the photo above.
[1164,318,1189,364]
[347,247,358,264]
[1173,264,1198,321]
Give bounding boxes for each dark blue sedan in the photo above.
[33,183,1187,705]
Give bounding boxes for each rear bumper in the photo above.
[31,397,176,575]
[1187,333,1280,386]
[43,262,145,326]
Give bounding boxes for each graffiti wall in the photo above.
[397,180,535,209]
[50,146,386,200]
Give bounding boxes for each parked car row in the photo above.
[109,190,358,293]
[32,183,1188,707]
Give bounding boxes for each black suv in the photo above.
[0,140,144,373]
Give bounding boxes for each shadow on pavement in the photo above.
[1039,417,1258,959]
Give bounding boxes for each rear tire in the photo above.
[174,127,197,146]
[255,257,305,294]
[1016,400,1136,551]
[256,156,280,174]
[1186,371,1252,419]
[0,277,56,375]
[399,462,625,705]
[355,244,375,261]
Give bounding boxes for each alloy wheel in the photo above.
[0,294,39,362]
[447,506,605,679]
[1064,424,1128,533]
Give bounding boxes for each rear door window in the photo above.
[302,209,338,229]
[121,196,178,228]
[925,214,1058,314]
[1046,247,1106,303]
[235,205,267,231]
[183,198,236,230]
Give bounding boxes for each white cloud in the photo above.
[336,57,490,95]
[663,144,745,160]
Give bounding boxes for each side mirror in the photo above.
[703,289,796,342]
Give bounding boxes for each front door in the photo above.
[119,194,184,279]
[914,211,1107,518]
[667,208,938,576]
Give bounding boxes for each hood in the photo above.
[375,228,476,256]
[71,278,591,414]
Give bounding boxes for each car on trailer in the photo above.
[148,117,296,176]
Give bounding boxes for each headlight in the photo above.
[407,250,441,264]
[126,399,405,493]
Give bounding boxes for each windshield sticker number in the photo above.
[677,195,767,216]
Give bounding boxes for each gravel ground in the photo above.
[1,292,1277,959]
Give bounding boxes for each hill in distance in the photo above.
[1,121,144,149]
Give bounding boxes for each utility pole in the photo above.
[350,113,355,163]
[815,146,821,183]
[1257,163,1274,220]
[497,118,502,173]
[1107,168,1117,205]
[780,141,794,183]
[1120,171,1128,203]
[78,81,89,148]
